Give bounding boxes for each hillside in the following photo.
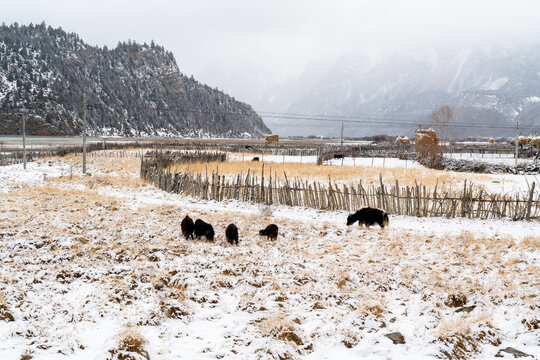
[0,23,270,137]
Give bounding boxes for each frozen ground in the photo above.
[228,154,425,169]
[231,152,539,169]
[0,158,538,360]
[0,160,73,193]
[444,152,536,166]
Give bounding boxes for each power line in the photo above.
[168,106,522,130]
[50,101,533,132]
[258,110,419,122]
[259,113,519,130]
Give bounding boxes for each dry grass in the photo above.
[46,153,141,173]
[38,158,146,190]
[168,160,488,190]
[436,312,500,360]
[445,293,468,308]
[109,328,148,360]
[0,293,14,322]
[19,351,33,360]
[46,151,515,200]
[356,290,386,318]
[259,313,303,346]
[519,236,540,250]
[0,154,537,358]
[166,283,187,301]
[436,312,493,338]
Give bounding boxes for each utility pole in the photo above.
[17,113,27,169]
[340,122,344,146]
[83,94,87,174]
[515,117,519,167]
[23,112,26,170]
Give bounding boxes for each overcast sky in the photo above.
[2,0,540,98]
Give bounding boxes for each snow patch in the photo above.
[446,51,469,93]
[480,76,509,91]
[0,161,72,193]
[0,158,538,359]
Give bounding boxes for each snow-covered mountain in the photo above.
[0,23,270,138]
[255,46,540,137]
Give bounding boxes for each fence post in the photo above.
[260,163,265,204]
[526,182,536,221]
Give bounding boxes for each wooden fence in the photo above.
[0,141,154,166]
[0,152,28,166]
[1,138,536,167]
[141,158,540,221]
[144,150,227,164]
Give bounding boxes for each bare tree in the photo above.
[431,105,453,145]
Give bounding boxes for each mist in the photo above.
[2,0,539,96]
[2,0,540,137]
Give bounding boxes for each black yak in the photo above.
[347,207,389,229]
[225,224,239,245]
[259,224,279,240]
[194,219,215,241]
[181,215,194,240]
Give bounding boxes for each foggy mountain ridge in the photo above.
[0,23,270,137]
[240,46,540,138]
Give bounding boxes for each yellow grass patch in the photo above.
[169,160,493,191]
[436,311,493,338]
[519,236,540,250]
[259,313,303,345]
[111,328,148,359]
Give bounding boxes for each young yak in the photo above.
[181,215,195,240]
[347,207,389,229]
[194,219,215,241]
[225,224,239,245]
[259,224,279,240]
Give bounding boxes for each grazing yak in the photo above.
[259,224,279,240]
[225,224,239,245]
[194,219,215,241]
[347,207,389,229]
[181,215,195,240]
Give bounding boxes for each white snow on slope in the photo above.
[480,76,508,91]
[446,52,469,93]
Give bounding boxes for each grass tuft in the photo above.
[260,313,304,346]
[0,294,14,322]
[108,328,148,360]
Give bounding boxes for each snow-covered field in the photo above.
[0,157,538,360]
[229,154,426,169]
[231,152,538,169]
[444,152,536,167]
[0,161,74,193]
